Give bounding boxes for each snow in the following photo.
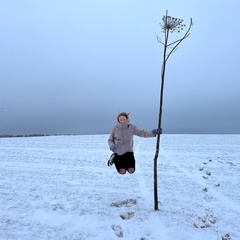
[0,134,239,240]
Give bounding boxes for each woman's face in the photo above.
[118,116,127,124]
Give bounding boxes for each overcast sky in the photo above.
[1,0,239,135]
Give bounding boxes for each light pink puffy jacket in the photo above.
[108,118,155,156]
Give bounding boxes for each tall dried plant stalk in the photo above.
[153,10,193,211]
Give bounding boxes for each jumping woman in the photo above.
[108,112,162,175]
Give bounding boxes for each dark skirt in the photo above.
[114,152,135,173]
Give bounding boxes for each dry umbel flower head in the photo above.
[161,15,186,33]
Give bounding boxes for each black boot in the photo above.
[107,154,115,166]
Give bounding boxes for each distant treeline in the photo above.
[0,134,73,138]
[0,134,48,138]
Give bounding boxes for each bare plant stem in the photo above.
[153,11,192,211]
[153,27,169,211]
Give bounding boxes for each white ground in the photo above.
[0,134,239,240]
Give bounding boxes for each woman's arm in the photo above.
[108,128,115,148]
[132,125,155,138]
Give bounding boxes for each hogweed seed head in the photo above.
[161,15,186,33]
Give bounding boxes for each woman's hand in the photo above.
[152,128,162,135]
[110,145,118,153]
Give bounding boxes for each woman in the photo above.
[108,112,162,175]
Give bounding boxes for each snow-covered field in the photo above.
[0,134,239,240]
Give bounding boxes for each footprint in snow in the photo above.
[111,224,123,238]
[203,159,212,165]
[203,170,211,179]
[111,198,137,208]
[206,171,211,176]
[120,211,135,220]
[222,233,231,240]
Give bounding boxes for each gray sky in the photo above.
[1,0,240,135]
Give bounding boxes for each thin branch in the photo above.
[166,47,178,59]
[156,36,164,45]
[167,31,191,47]
[165,18,192,62]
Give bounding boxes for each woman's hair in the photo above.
[117,112,131,121]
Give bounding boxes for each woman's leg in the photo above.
[119,168,127,175]
[125,152,135,174]
[127,168,135,174]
